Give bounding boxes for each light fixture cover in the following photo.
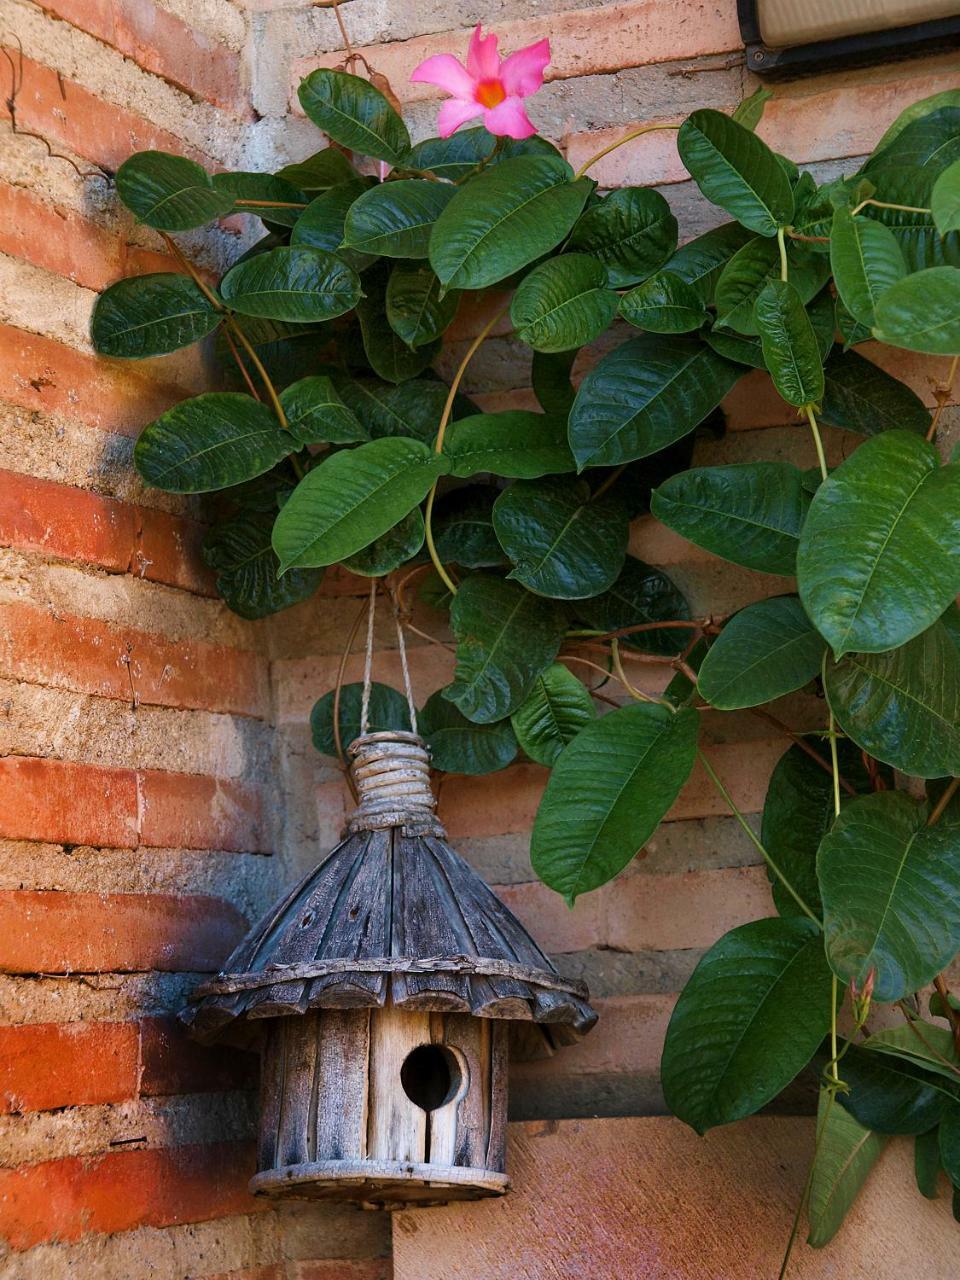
[757,0,957,47]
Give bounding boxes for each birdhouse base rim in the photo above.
[250,1158,510,1207]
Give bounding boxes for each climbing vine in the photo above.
[90,26,960,1267]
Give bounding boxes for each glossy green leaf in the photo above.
[566,187,678,288]
[575,556,692,657]
[510,663,596,766]
[703,325,765,369]
[445,574,568,723]
[279,375,369,444]
[202,510,322,619]
[275,148,357,191]
[431,486,505,568]
[867,1023,959,1085]
[418,691,517,775]
[385,262,460,349]
[755,279,825,408]
[531,348,577,415]
[732,86,773,131]
[861,169,960,272]
[429,157,592,292]
[297,69,410,166]
[875,92,960,152]
[866,106,960,178]
[531,701,699,902]
[807,1089,888,1247]
[714,237,830,335]
[340,507,424,576]
[820,349,931,436]
[91,273,220,358]
[651,462,811,575]
[941,1106,960,1187]
[115,151,232,230]
[356,266,441,383]
[568,335,742,470]
[511,255,618,352]
[311,681,411,756]
[342,180,454,257]
[824,621,960,779]
[220,246,361,322]
[838,1043,949,1135]
[620,272,708,333]
[697,596,825,710]
[271,436,447,570]
[797,431,960,656]
[830,207,907,327]
[932,159,960,235]
[134,393,291,493]
[873,266,960,354]
[211,171,307,227]
[290,179,378,272]
[661,917,834,1133]
[338,376,449,443]
[762,743,839,920]
[404,129,496,181]
[443,412,575,478]
[677,108,794,236]
[917,1127,944,1199]
[663,222,755,303]
[493,476,628,600]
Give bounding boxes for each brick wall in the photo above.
[2,0,958,1277]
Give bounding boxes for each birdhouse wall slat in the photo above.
[257,1027,284,1171]
[277,1014,320,1166]
[315,1008,371,1162]
[446,1014,492,1170]
[486,1022,509,1173]
[367,1005,431,1164]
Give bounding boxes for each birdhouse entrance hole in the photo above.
[401,1043,464,1112]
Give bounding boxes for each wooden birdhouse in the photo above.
[183,729,596,1210]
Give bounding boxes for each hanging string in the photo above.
[391,587,419,735]
[359,578,377,736]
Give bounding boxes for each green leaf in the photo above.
[697,596,825,710]
[202,511,322,619]
[663,222,755,303]
[651,461,811,575]
[492,476,628,600]
[276,148,358,191]
[443,412,575,478]
[677,108,794,237]
[874,92,960,152]
[933,159,960,234]
[297,69,410,166]
[418,691,517,775]
[340,507,424,576]
[290,179,378,272]
[385,262,460,349]
[211,171,307,227]
[836,299,873,349]
[824,621,960,779]
[819,791,960,1002]
[91,273,220,358]
[755,279,825,408]
[531,701,699,902]
[431,485,505,568]
[134,393,291,493]
[941,1106,960,1187]
[866,107,960,179]
[279,375,369,444]
[661,917,833,1133]
[531,348,577,416]
[311,681,411,756]
[271,436,447,570]
[115,151,232,230]
[830,207,907,327]
[714,237,829,335]
[861,170,960,272]
[838,1043,949,1135]
[867,1023,959,1085]
[807,1089,888,1247]
[575,555,692,657]
[511,255,618,352]
[732,86,773,130]
[703,325,765,369]
[820,349,931,436]
[873,266,960,354]
[510,663,596,766]
[337,376,449,443]
[356,266,441,383]
[445,574,568,723]
[568,335,742,470]
[619,272,708,333]
[797,431,960,656]
[342,180,455,257]
[916,1127,943,1198]
[220,246,361,323]
[567,187,678,287]
[429,157,592,292]
[404,129,496,181]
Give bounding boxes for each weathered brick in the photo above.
[0,889,248,973]
[291,1264,394,1280]
[139,1016,258,1097]
[0,757,138,848]
[0,1021,139,1113]
[134,504,217,596]
[0,469,135,570]
[0,1141,262,1250]
[139,769,269,853]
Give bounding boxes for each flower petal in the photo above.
[483,96,537,140]
[410,53,476,100]
[500,38,550,98]
[436,97,486,138]
[466,24,500,81]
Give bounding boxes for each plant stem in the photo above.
[590,464,626,502]
[777,226,789,282]
[929,776,960,826]
[332,597,370,801]
[747,707,857,795]
[926,354,959,442]
[233,199,308,210]
[805,404,828,480]
[610,639,665,705]
[697,750,822,926]
[573,122,679,180]
[850,197,931,217]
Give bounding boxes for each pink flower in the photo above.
[411,25,550,141]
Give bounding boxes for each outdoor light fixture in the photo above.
[738,0,960,75]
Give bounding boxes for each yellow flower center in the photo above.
[476,79,506,109]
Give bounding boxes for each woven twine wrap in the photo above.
[346,730,444,835]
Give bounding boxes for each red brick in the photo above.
[0,49,218,173]
[0,757,138,847]
[0,1141,262,1249]
[1,600,268,717]
[139,1016,257,1097]
[134,504,217,596]
[138,769,268,853]
[291,1264,393,1280]
[0,470,135,570]
[35,0,250,115]
[0,890,248,973]
[207,1269,285,1280]
[0,1021,140,1113]
[0,325,188,435]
